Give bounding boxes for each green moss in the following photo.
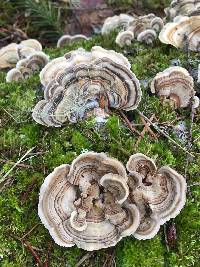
[0,32,200,267]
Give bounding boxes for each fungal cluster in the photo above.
[116,14,164,47]
[165,0,200,20]
[32,46,141,127]
[159,15,200,52]
[6,51,49,83]
[0,39,42,69]
[0,39,49,82]
[57,34,89,48]
[38,152,187,251]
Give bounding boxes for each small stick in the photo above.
[103,248,115,267]
[21,223,40,240]
[0,159,33,169]
[43,242,52,267]
[118,110,141,136]
[135,114,156,146]
[75,252,94,267]
[136,110,194,158]
[1,147,35,180]
[140,115,157,139]
[188,182,200,187]
[163,224,170,252]
[24,241,43,267]
[1,107,18,123]
[184,97,196,195]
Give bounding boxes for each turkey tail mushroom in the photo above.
[159,15,200,52]
[33,46,141,127]
[115,14,164,47]
[150,66,199,108]
[0,39,43,69]
[57,34,89,48]
[38,152,140,251]
[101,14,134,35]
[115,31,134,47]
[6,51,49,83]
[165,0,200,21]
[127,153,187,240]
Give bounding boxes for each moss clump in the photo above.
[0,33,200,267]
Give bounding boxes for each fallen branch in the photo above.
[136,110,194,158]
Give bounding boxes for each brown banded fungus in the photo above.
[159,15,200,52]
[151,66,199,108]
[6,52,49,82]
[165,0,200,21]
[38,152,140,251]
[0,39,42,69]
[32,46,141,127]
[116,14,164,46]
[127,153,187,240]
[57,34,89,48]
[101,14,134,35]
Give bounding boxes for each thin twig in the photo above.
[21,223,40,240]
[0,159,33,169]
[136,110,194,158]
[188,182,200,187]
[135,114,156,146]
[1,147,35,180]
[184,97,197,196]
[118,110,141,136]
[140,115,157,139]
[24,241,43,267]
[1,107,18,123]
[43,242,52,267]
[75,252,94,267]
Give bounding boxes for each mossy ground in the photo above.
[0,32,200,267]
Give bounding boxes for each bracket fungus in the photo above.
[101,14,134,35]
[39,152,187,250]
[0,39,42,69]
[38,152,140,251]
[57,34,89,48]
[115,14,164,47]
[165,0,200,21]
[151,66,199,108]
[32,46,141,127]
[159,15,200,52]
[6,52,49,82]
[127,153,187,240]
